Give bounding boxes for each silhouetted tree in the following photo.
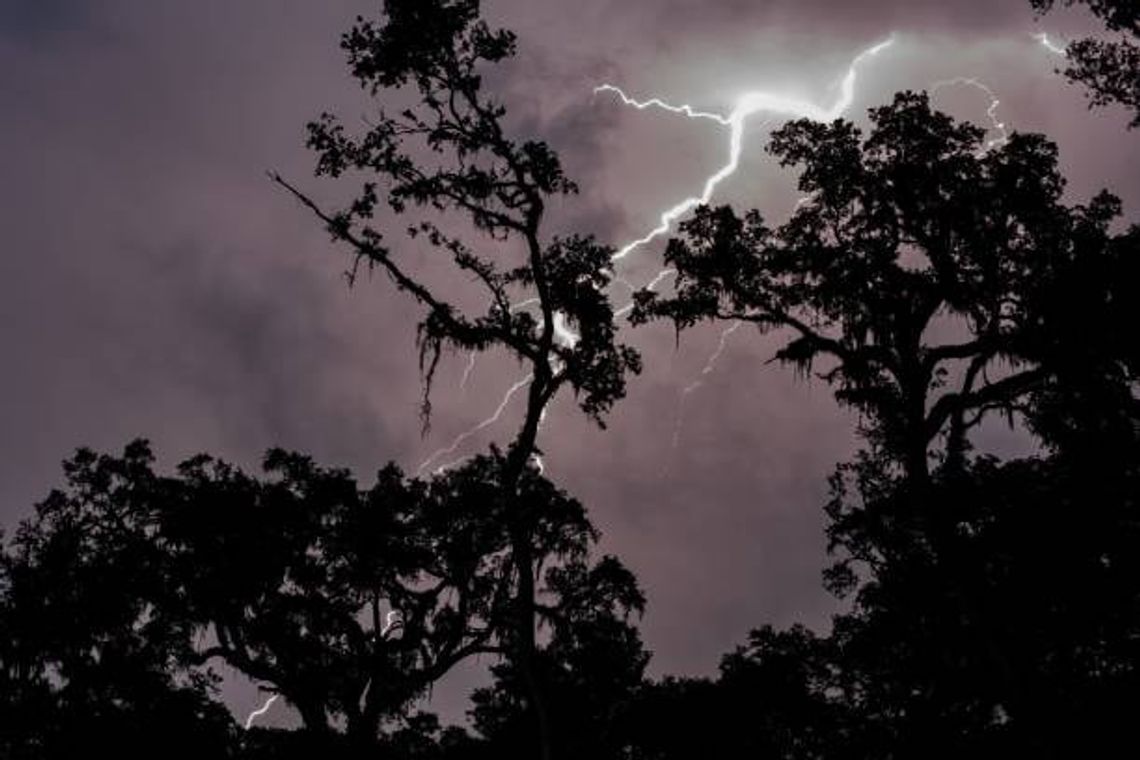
[1031,0,1140,127]
[635,91,1140,754]
[635,91,1128,488]
[617,626,848,759]
[1,440,644,757]
[0,442,239,758]
[824,452,1140,756]
[276,2,640,755]
[170,446,615,750]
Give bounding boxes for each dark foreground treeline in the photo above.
[3,1,1139,758]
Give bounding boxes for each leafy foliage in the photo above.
[1031,0,1140,128]
[283,0,639,430]
[0,442,641,756]
[636,91,1133,480]
[632,91,1140,755]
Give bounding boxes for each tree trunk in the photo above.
[502,372,555,760]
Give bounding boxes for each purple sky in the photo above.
[3,0,1139,727]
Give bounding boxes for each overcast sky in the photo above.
[2,0,1138,727]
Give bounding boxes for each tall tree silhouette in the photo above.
[275,2,640,755]
[1031,0,1140,127]
[635,91,1140,754]
[634,91,1127,488]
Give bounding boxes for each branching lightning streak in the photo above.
[670,321,743,453]
[1035,32,1067,57]
[592,87,731,125]
[603,36,1024,455]
[418,373,533,475]
[598,36,895,263]
[420,299,577,475]
[244,694,279,730]
[425,33,1055,473]
[597,38,895,455]
[614,267,675,319]
[420,39,894,473]
[930,77,1009,151]
[459,298,539,394]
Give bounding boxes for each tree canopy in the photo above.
[1031,0,1140,128]
[633,88,1140,757]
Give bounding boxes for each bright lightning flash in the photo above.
[600,35,1020,455]
[419,37,893,473]
[419,32,1058,473]
[598,36,895,263]
[1035,32,1067,56]
[244,694,279,730]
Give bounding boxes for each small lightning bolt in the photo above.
[1035,31,1067,56]
[459,350,478,393]
[244,694,279,730]
[614,267,675,319]
[418,373,534,475]
[418,300,577,475]
[930,77,1009,151]
[670,321,743,454]
[244,611,402,730]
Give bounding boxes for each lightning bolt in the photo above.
[930,77,1009,151]
[421,33,1057,474]
[597,38,895,457]
[459,350,478,393]
[418,299,578,475]
[603,36,1025,456]
[670,321,743,454]
[1035,31,1067,56]
[598,36,895,264]
[417,38,894,473]
[418,373,533,475]
[244,694,279,730]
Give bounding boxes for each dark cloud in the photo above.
[2,0,1138,726]
[0,0,89,41]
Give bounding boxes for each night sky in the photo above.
[3,0,1138,726]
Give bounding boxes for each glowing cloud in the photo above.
[597,36,895,263]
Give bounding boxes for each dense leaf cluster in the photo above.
[1031,0,1140,128]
